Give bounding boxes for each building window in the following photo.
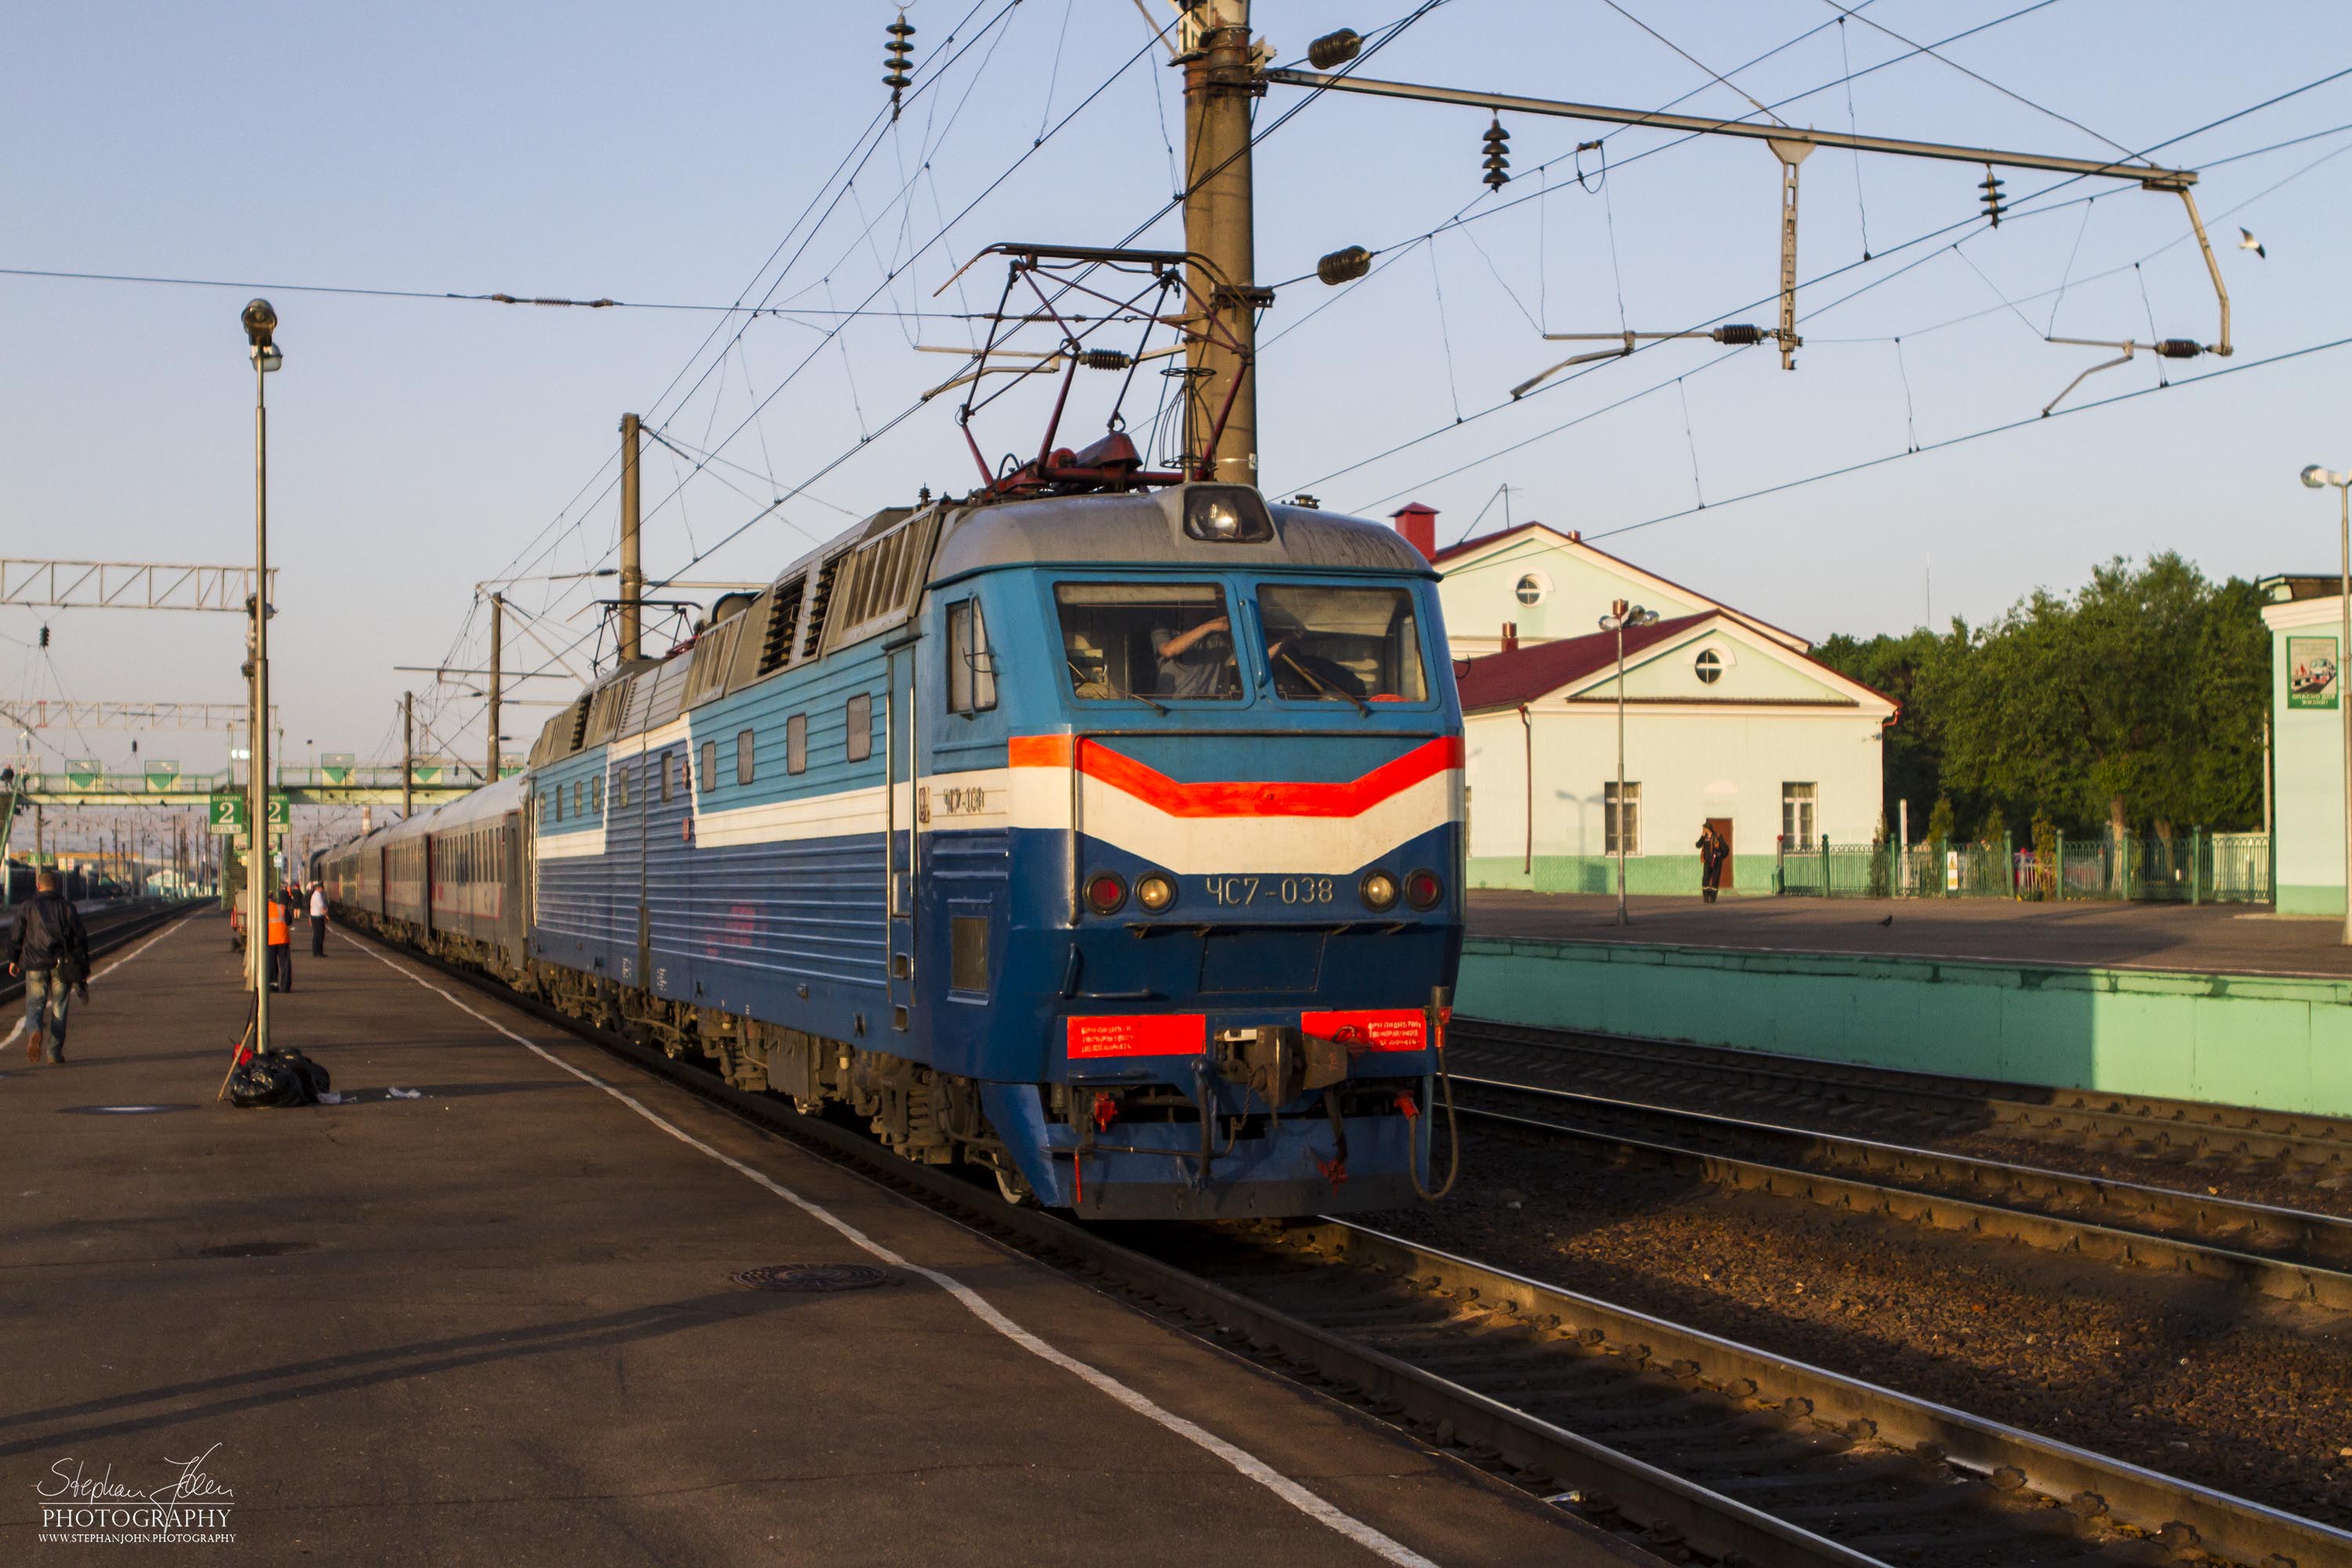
[1603,781,1641,856]
[700,740,718,793]
[592,775,603,815]
[947,599,997,713]
[787,714,808,775]
[615,764,629,810]
[737,728,756,786]
[846,693,873,762]
[660,754,673,804]
[1783,782,1817,848]
[1694,648,1722,685]
[1515,572,1549,607]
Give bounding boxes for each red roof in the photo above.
[1452,612,1715,712]
[1426,521,1809,651]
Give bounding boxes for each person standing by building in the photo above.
[308,879,328,957]
[1696,822,1729,904]
[267,884,294,993]
[7,868,91,1064]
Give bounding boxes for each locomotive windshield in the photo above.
[1258,584,1428,703]
[1057,583,1241,702]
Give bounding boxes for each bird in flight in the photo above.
[2238,226,2267,260]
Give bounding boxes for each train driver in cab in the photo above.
[1152,613,1239,699]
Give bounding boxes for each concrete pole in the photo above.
[1614,619,1629,926]
[1179,1,1259,485]
[249,356,272,1039]
[619,413,644,662]
[402,693,415,819]
[487,593,503,784]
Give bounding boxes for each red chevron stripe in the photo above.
[1011,735,1462,819]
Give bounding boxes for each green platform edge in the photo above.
[1457,936,2352,1120]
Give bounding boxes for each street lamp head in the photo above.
[2303,464,2346,490]
[241,298,277,346]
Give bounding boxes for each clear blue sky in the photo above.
[5,0,2350,811]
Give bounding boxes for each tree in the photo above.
[1817,555,2267,837]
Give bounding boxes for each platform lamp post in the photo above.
[2299,463,2352,946]
[1598,600,1657,925]
[244,299,282,1045]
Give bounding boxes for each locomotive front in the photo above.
[923,483,1464,1218]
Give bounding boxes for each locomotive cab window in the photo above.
[946,599,997,714]
[1256,585,1428,704]
[1056,583,1238,702]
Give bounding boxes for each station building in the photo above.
[2260,576,2347,915]
[1389,504,1893,895]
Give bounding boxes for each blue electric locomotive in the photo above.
[322,480,1464,1218]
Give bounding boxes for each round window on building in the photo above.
[1694,648,1723,685]
[1515,572,1550,606]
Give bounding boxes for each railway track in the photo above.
[366,930,2352,1568]
[0,900,196,1010]
[1450,1021,2352,1183]
[1450,1076,2352,1311]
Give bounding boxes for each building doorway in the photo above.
[1705,818,1735,891]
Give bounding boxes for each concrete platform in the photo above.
[1460,893,2352,1118]
[0,910,1642,1567]
[1470,891,2334,978]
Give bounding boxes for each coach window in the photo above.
[700,739,717,793]
[787,714,808,775]
[846,693,873,762]
[737,728,757,786]
[947,599,997,714]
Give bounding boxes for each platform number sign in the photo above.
[2289,636,2339,710]
[209,793,291,833]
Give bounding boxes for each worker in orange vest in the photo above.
[266,885,294,993]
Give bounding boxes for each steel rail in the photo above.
[1267,1220,2352,1568]
[1454,1020,2352,1171]
[346,926,2352,1568]
[1450,1078,2352,1310]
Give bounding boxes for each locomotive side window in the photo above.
[1256,585,1428,704]
[946,599,997,714]
[846,694,873,762]
[1056,583,1238,702]
[787,714,808,775]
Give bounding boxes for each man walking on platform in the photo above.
[267,885,294,993]
[8,868,91,1064]
[308,880,328,956]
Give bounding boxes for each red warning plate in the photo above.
[1301,1009,1429,1052]
[1064,1014,1207,1058]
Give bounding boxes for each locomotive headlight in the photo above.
[1405,869,1445,910]
[1085,871,1128,915]
[1136,873,1176,913]
[1358,869,1399,911]
[1181,485,1274,543]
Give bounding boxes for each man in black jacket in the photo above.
[8,869,91,1065]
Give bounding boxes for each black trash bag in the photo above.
[227,1055,305,1109]
[225,1049,330,1109]
[276,1049,331,1101]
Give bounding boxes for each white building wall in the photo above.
[1465,704,1886,892]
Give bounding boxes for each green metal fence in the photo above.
[1775,832,2270,904]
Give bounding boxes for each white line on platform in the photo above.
[358,943,1443,1568]
[5,912,191,1054]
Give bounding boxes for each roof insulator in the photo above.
[1306,28,1362,70]
[1316,245,1373,285]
